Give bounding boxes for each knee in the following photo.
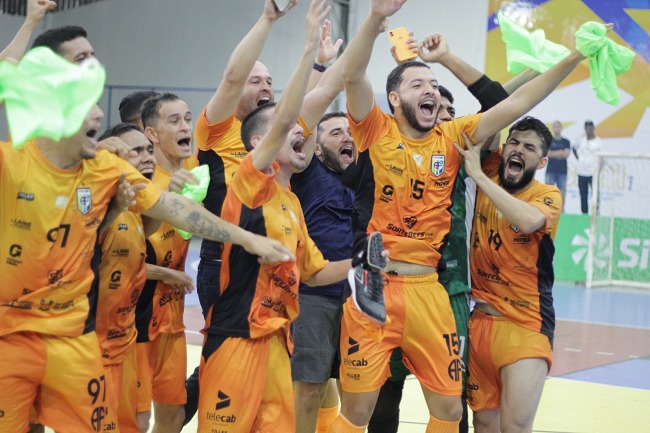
[295,382,327,411]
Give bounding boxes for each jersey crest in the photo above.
[430,155,445,177]
[76,187,92,215]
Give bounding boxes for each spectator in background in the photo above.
[545,120,570,210]
[573,120,602,214]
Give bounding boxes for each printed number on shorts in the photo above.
[443,332,460,356]
[88,375,108,432]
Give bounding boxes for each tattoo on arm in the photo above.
[186,211,232,242]
[169,196,186,216]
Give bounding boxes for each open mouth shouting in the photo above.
[339,143,354,165]
[257,94,271,107]
[292,136,306,159]
[418,98,437,121]
[506,154,524,179]
[177,137,192,153]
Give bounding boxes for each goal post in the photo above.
[586,152,650,289]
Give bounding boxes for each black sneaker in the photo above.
[348,232,387,324]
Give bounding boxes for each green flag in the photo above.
[497,9,570,74]
[575,22,636,106]
[0,47,106,148]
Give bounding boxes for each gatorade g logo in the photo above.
[216,390,231,410]
[347,337,359,355]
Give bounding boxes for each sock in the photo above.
[329,414,366,433]
[316,406,339,433]
[425,415,461,433]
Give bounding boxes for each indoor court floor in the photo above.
[46,241,650,433]
[179,239,650,433]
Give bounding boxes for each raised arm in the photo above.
[473,50,585,142]
[143,190,295,264]
[343,0,407,122]
[0,0,56,61]
[455,134,546,233]
[306,19,343,93]
[418,33,484,87]
[251,0,330,171]
[204,0,296,124]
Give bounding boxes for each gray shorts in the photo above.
[291,293,343,383]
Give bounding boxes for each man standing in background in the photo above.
[545,120,570,209]
[573,120,602,214]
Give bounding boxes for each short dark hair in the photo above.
[141,92,181,128]
[317,111,346,142]
[119,91,160,124]
[32,26,88,55]
[240,103,276,152]
[385,61,431,114]
[506,116,553,156]
[98,123,143,142]
[438,85,454,104]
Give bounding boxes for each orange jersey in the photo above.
[470,150,561,339]
[96,211,147,365]
[195,110,311,261]
[137,163,194,340]
[0,142,160,337]
[350,103,481,267]
[206,154,328,344]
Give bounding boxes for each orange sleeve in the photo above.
[529,184,562,233]
[194,107,237,151]
[438,113,482,150]
[348,102,392,152]
[230,153,279,208]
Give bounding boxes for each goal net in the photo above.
[586,152,650,289]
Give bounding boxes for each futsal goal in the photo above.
[586,152,650,289]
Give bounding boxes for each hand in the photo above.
[390,31,417,65]
[317,19,343,65]
[161,269,195,294]
[418,33,449,64]
[263,0,297,22]
[370,0,407,18]
[114,172,147,210]
[453,132,484,181]
[168,169,198,193]
[306,0,332,46]
[26,0,57,26]
[244,234,296,264]
[97,137,136,160]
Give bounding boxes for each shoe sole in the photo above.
[347,267,387,325]
[366,231,386,272]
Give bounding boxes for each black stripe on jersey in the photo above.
[83,233,102,334]
[537,233,556,347]
[135,239,158,342]
[201,334,228,361]
[206,204,265,338]
[198,149,226,261]
[351,150,376,255]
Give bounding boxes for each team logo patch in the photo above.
[403,215,418,229]
[430,155,445,177]
[76,188,92,215]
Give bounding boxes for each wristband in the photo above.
[313,62,327,73]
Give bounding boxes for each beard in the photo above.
[499,158,536,192]
[320,145,350,174]
[401,99,433,133]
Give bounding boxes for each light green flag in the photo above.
[174,164,211,240]
[497,9,570,74]
[0,47,106,148]
[575,22,636,106]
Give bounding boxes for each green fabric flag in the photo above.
[174,164,211,240]
[0,47,106,148]
[497,9,571,74]
[575,22,636,106]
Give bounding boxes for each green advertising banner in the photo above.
[554,214,650,285]
[554,214,590,282]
